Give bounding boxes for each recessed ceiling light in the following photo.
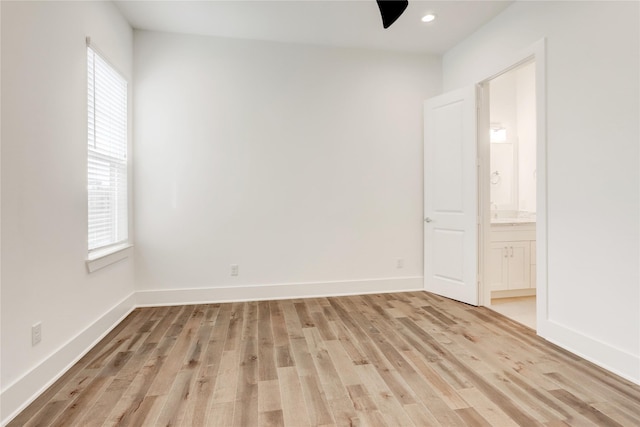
[421,14,436,23]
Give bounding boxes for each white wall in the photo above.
[1,1,135,423]
[444,1,639,383]
[134,31,441,303]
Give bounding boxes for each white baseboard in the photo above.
[1,277,422,425]
[136,276,424,306]
[5,278,637,427]
[0,293,137,426]
[538,318,640,385]
[492,288,536,299]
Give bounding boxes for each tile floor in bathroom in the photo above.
[489,296,536,329]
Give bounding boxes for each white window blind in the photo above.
[87,46,128,251]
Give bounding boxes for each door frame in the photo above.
[477,39,547,329]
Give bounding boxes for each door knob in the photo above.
[425,217,433,223]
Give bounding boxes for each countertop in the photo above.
[491,217,536,225]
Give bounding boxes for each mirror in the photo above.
[489,60,536,217]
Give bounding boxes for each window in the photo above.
[87,46,128,252]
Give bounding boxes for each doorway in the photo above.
[423,40,546,330]
[479,60,538,329]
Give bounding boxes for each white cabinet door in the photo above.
[488,243,508,291]
[489,241,532,291]
[424,86,478,305]
[531,264,537,289]
[507,241,531,289]
[531,240,537,288]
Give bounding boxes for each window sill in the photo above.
[86,243,133,273]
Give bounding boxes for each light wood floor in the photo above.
[489,296,537,329]
[9,291,640,426]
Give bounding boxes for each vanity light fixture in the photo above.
[490,126,507,143]
[421,13,436,23]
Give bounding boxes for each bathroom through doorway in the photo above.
[481,60,538,329]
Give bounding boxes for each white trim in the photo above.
[2,273,638,426]
[474,38,640,386]
[477,83,490,307]
[0,278,420,425]
[0,293,136,426]
[86,243,133,273]
[136,277,424,307]
[85,36,129,82]
[532,39,548,339]
[491,288,536,299]
[540,319,640,385]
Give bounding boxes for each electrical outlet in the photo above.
[32,322,42,346]
[230,264,239,276]
[396,258,404,269]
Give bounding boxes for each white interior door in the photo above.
[424,86,478,305]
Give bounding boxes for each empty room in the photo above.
[1,0,639,426]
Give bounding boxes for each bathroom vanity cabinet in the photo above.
[489,222,536,296]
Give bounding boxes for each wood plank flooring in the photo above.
[9,291,640,426]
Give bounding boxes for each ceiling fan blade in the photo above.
[376,0,409,29]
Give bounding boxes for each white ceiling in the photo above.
[114,0,514,54]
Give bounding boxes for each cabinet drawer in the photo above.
[507,242,531,289]
[491,229,536,242]
[491,223,536,242]
[489,243,508,291]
